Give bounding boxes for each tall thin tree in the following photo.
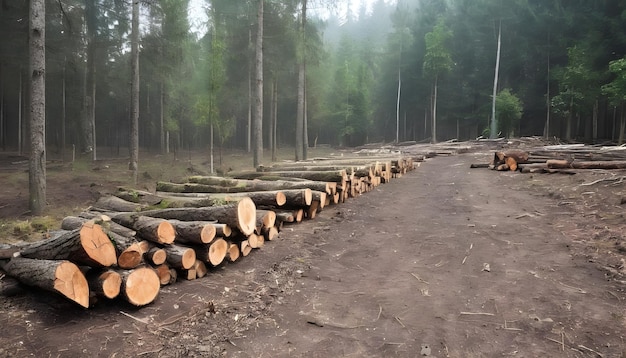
[490,21,501,139]
[295,0,306,161]
[253,0,264,168]
[129,0,140,183]
[29,0,46,215]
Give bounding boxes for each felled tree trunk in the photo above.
[116,267,160,306]
[1,257,90,308]
[547,159,626,169]
[184,176,334,195]
[225,242,240,262]
[158,190,287,208]
[163,244,196,270]
[213,223,232,238]
[132,198,256,236]
[193,238,228,267]
[94,195,146,212]
[111,214,175,245]
[169,219,216,245]
[86,269,121,299]
[19,222,117,267]
[255,210,276,234]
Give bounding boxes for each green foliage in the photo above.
[423,18,453,80]
[602,57,626,106]
[496,89,523,137]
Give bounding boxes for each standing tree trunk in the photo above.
[295,0,306,161]
[490,20,501,139]
[83,0,95,154]
[247,27,252,153]
[129,0,140,184]
[431,75,438,143]
[269,77,274,161]
[253,0,264,168]
[29,0,46,215]
[272,77,277,161]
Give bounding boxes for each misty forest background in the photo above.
[2,0,626,164]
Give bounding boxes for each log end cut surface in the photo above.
[200,224,217,244]
[237,197,257,236]
[157,221,176,244]
[209,238,228,266]
[80,223,117,267]
[54,261,90,308]
[100,271,122,299]
[123,267,160,306]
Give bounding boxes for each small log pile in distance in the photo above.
[471,144,626,175]
[0,153,419,309]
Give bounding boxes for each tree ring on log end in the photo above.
[209,238,228,266]
[54,261,90,308]
[237,197,257,236]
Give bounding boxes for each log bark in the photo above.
[169,219,216,245]
[130,198,256,236]
[160,178,333,196]
[110,231,143,269]
[255,210,276,234]
[114,188,163,205]
[154,264,173,285]
[74,213,137,237]
[213,223,232,238]
[274,210,295,224]
[157,190,287,208]
[281,188,312,206]
[86,269,121,299]
[230,170,347,184]
[307,201,320,219]
[311,191,327,210]
[263,226,279,241]
[116,267,160,306]
[547,159,626,170]
[111,214,175,245]
[2,257,89,308]
[94,195,147,212]
[19,222,117,267]
[144,245,167,266]
[163,244,196,270]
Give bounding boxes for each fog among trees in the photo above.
[2,0,626,169]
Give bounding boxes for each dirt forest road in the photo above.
[225,153,626,357]
[1,151,625,358]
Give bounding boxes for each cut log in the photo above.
[240,240,252,257]
[213,223,232,238]
[163,244,196,270]
[547,159,626,170]
[160,178,333,196]
[154,264,172,285]
[19,222,117,267]
[307,201,320,219]
[111,215,175,245]
[0,275,24,296]
[114,189,163,205]
[255,210,276,234]
[225,242,240,262]
[94,195,146,212]
[117,267,160,306]
[282,188,312,206]
[107,231,143,269]
[169,219,216,245]
[505,157,518,171]
[75,213,138,237]
[230,170,347,184]
[181,268,197,280]
[159,190,287,208]
[193,260,208,278]
[144,245,167,266]
[87,269,121,299]
[263,226,279,241]
[194,238,228,266]
[248,233,265,249]
[130,198,256,236]
[274,210,295,224]
[311,191,327,210]
[1,257,89,308]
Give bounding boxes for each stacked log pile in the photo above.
[0,154,418,309]
[472,144,626,175]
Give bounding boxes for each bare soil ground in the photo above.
[1,147,625,357]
